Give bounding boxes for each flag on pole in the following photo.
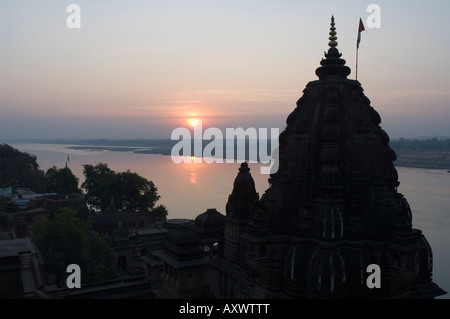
[67,155,70,162]
[357,18,365,49]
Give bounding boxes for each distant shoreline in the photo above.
[3,138,450,171]
[394,150,450,170]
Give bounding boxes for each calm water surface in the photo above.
[11,143,450,298]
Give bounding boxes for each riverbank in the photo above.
[67,143,450,171]
[4,139,450,171]
[394,150,450,170]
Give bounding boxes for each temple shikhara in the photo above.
[213,16,446,299]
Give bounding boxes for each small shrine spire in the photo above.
[315,15,350,79]
[328,15,338,48]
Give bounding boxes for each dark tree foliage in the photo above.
[31,208,117,286]
[0,143,45,192]
[116,170,160,212]
[151,204,169,222]
[81,163,168,220]
[45,166,81,195]
[81,163,115,212]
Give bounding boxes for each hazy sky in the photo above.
[1,0,449,140]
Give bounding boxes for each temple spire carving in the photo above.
[328,15,338,48]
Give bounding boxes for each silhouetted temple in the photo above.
[212,16,446,299]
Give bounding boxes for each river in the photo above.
[10,142,450,299]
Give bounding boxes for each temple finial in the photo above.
[328,15,338,48]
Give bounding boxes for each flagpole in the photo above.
[356,45,359,81]
[356,18,365,82]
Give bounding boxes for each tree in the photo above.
[45,166,81,195]
[115,170,160,212]
[81,163,116,212]
[81,163,166,215]
[151,204,168,222]
[31,208,116,286]
[0,143,45,192]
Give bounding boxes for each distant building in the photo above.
[0,187,12,198]
[0,193,89,240]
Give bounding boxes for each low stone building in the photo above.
[0,237,49,299]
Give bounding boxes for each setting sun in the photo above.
[188,119,200,127]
